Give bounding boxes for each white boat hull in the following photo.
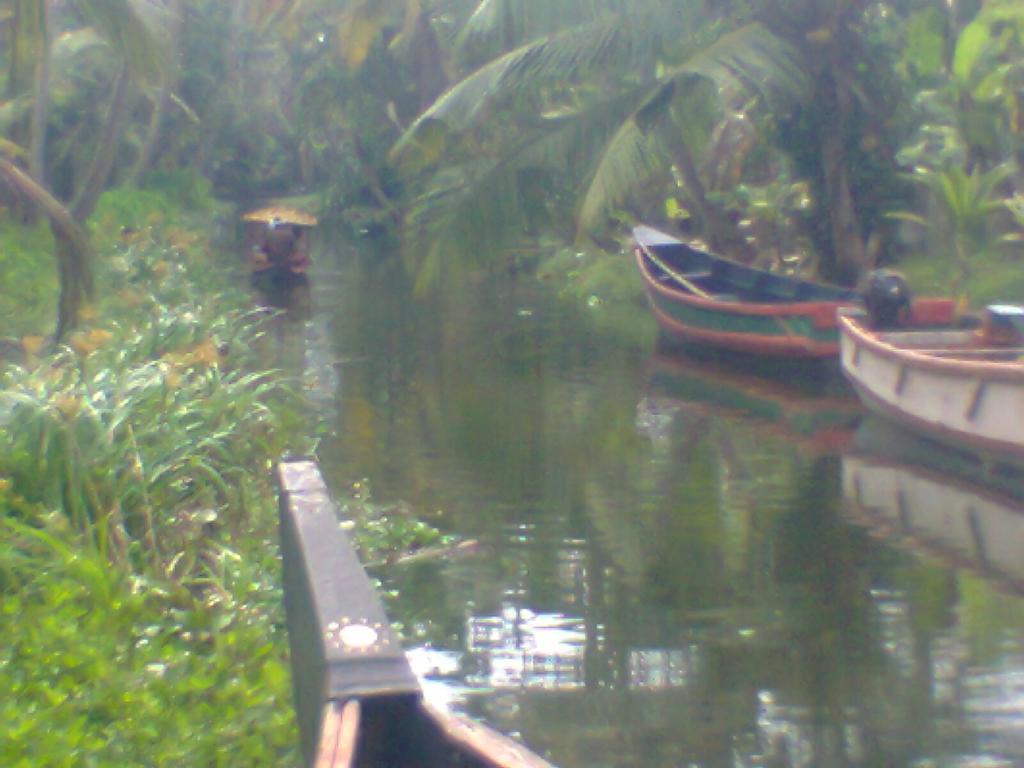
[839,312,1024,467]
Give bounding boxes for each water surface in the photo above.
[297,243,1024,768]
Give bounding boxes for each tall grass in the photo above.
[0,201,310,766]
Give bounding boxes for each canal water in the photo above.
[292,240,1024,768]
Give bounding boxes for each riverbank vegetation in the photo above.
[0,186,306,764]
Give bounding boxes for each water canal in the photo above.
[289,239,1024,768]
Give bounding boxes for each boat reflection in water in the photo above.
[642,350,860,452]
[840,417,1024,767]
[842,416,1024,593]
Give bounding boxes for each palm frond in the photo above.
[575,119,663,238]
[457,0,681,56]
[665,23,809,112]
[392,16,636,160]
[76,0,174,83]
[403,88,650,286]
[403,158,534,292]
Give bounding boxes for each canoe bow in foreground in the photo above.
[838,307,1024,469]
[278,458,554,768]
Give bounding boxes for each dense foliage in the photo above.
[0,192,307,764]
[0,182,456,766]
[5,0,1023,321]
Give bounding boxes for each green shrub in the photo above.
[0,217,57,339]
[0,216,308,765]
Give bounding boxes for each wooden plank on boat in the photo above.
[315,700,360,768]
[965,380,986,421]
[894,364,909,395]
[278,459,419,765]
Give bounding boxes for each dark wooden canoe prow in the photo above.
[277,458,555,768]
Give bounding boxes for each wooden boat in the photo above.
[633,225,861,358]
[277,459,555,768]
[632,226,955,359]
[838,304,1024,469]
[842,445,1024,596]
[243,205,317,278]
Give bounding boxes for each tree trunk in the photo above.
[28,0,50,185]
[72,64,131,222]
[7,0,40,100]
[127,0,183,186]
[661,127,755,262]
[819,73,868,284]
[127,87,169,186]
[0,157,93,338]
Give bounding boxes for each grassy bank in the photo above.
[0,187,308,766]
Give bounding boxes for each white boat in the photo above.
[838,304,1024,468]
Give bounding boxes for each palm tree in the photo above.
[754,0,923,283]
[1,0,171,338]
[388,0,808,290]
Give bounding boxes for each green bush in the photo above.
[0,217,57,339]
[0,216,307,766]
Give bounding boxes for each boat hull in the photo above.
[839,311,1024,468]
[633,226,860,359]
[641,270,843,357]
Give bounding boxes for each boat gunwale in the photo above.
[839,310,1024,384]
[633,243,856,322]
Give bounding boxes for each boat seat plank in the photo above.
[656,270,712,285]
[315,700,360,768]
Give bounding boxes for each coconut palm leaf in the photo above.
[395,7,809,286]
[391,16,641,161]
[573,25,808,236]
[575,117,664,237]
[403,156,533,291]
[403,89,652,286]
[457,0,673,57]
[76,0,174,83]
[658,24,809,115]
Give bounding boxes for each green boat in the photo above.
[633,226,954,360]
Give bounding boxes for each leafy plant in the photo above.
[0,207,311,765]
[890,163,1018,296]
